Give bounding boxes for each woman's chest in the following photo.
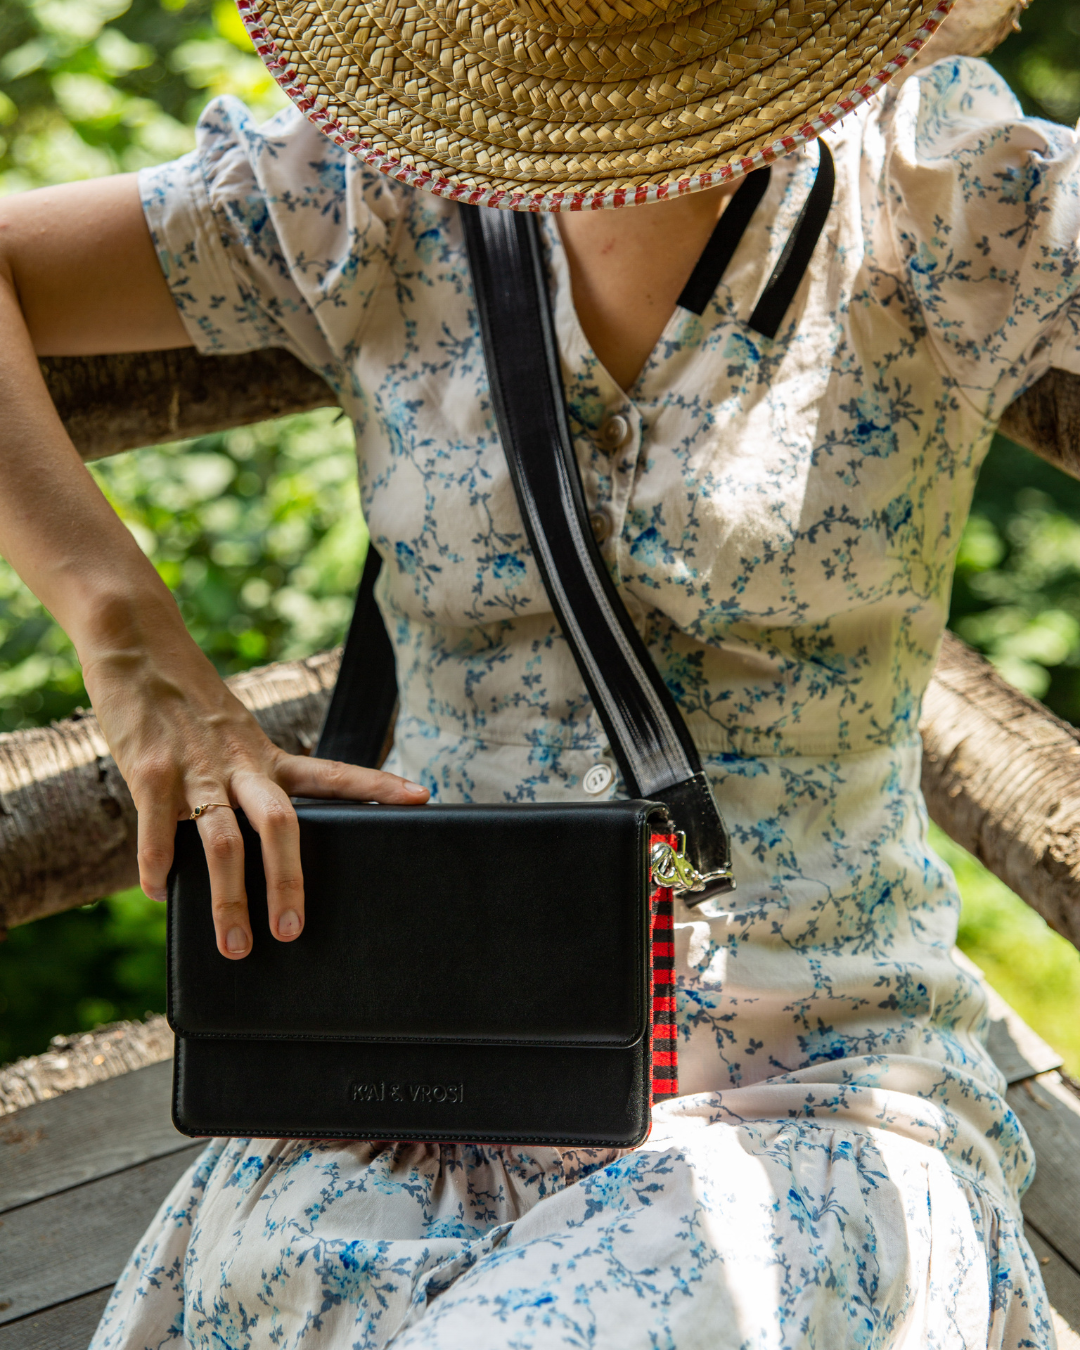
[349,298,981,638]
[342,177,987,638]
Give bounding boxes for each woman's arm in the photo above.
[0,173,426,959]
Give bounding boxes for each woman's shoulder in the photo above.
[183,95,415,230]
[851,55,1080,409]
[872,55,1080,231]
[139,95,441,365]
[850,53,1079,192]
[850,54,1080,208]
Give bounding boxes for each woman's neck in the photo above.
[555,182,740,394]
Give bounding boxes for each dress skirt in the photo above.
[89,739,1055,1348]
[89,1083,1052,1350]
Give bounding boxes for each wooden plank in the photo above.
[985,1016,1063,1085]
[0,1289,112,1350]
[952,949,1063,1084]
[1027,1227,1080,1350]
[0,1061,188,1214]
[0,1019,173,1118]
[1008,1072,1080,1273]
[0,1144,202,1326]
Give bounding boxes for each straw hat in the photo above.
[238,0,953,209]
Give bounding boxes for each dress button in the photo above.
[598,414,631,451]
[583,763,614,795]
[589,507,614,544]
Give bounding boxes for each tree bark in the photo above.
[0,648,341,936]
[921,632,1080,951]
[0,1016,172,1115]
[998,368,1080,480]
[41,348,337,460]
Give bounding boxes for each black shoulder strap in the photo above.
[460,203,733,902]
[676,139,834,330]
[676,166,771,316]
[748,140,834,338]
[315,545,396,769]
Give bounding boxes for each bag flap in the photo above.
[168,800,660,1049]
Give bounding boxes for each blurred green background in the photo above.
[1,0,1080,1070]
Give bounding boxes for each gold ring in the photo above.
[190,802,231,820]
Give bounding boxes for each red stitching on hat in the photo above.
[239,0,952,212]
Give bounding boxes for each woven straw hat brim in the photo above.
[239,0,952,209]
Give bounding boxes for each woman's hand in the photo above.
[0,174,426,960]
[83,622,427,961]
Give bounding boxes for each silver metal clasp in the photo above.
[650,831,735,897]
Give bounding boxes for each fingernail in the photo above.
[278,909,301,938]
[226,927,249,954]
[404,781,426,793]
[145,886,167,904]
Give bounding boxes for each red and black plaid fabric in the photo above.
[649,832,678,1105]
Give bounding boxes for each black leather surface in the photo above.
[169,801,659,1047]
[168,799,662,1145]
[314,547,397,768]
[174,1033,650,1146]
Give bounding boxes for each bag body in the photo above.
[168,800,676,1146]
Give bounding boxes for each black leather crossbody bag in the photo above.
[167,206,734,1148]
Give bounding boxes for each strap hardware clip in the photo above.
[650,832,733,895]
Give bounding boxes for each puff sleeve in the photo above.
[883,56,1080,417]
[138,97,401,390]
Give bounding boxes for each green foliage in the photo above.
[95,412,366,671]
[0,888,167,1066]
[0,410,366,734]
[988,1,1080,125]
[0,0,285,190]
[950,436,1080,720]
[933,825,1080,1078]
[2,0,1080,1067]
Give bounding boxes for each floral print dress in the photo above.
[93,55,1080,1350]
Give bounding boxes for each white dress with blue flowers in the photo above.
[92,55,1080,1350]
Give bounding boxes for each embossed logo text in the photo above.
[351,1081,464,1104]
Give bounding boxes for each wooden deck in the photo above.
[0,972,1078,1349]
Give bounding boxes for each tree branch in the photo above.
[998,368,1080,479]
[41,348,337,460]
[43,349,1080,483]
[0,632,1077,949]
[920,632,1080,950]
[0,648,340,935]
